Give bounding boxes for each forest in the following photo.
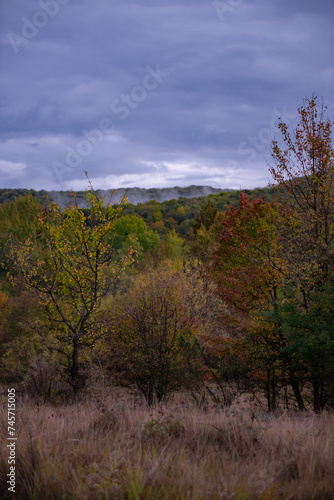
[1,97,334,499]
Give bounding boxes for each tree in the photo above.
[270,96,334,249]
[205,193,291,410]
[108,261,205,405]
[205,96,334,412]
[207,194,281,321]
[111,214,159,260]
[270,95,334,411]
[193,199,218,234]
[9,181,134,393]
[0,195,41,282]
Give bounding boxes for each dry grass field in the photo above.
[1,388,334,500]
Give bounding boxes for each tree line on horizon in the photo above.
[0,185,226,207]
[0,184,278,239]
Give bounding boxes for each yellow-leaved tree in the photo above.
[9,179,134,393]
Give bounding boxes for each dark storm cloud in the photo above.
[0,0,333,190]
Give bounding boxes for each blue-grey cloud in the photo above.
[0,0,333,191]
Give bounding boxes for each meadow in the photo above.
[1,387,334,500]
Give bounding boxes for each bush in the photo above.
[107,261,206,404]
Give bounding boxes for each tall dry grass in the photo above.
[1,389,334,499]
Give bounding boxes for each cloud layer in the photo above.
[1,0,333,191]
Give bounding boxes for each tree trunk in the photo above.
[313,378,326,413]
[289,369,305,410]
[70,340,85,394]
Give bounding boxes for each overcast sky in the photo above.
[1,0,333,191]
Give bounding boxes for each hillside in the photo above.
[0,184,277,239]
[0,185,227,207]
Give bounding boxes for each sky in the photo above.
[0,0,333,192]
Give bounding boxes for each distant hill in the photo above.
[121,185,278,237]
[0,184,277,238]
[0,188,50,206]
[0,186,229,207]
